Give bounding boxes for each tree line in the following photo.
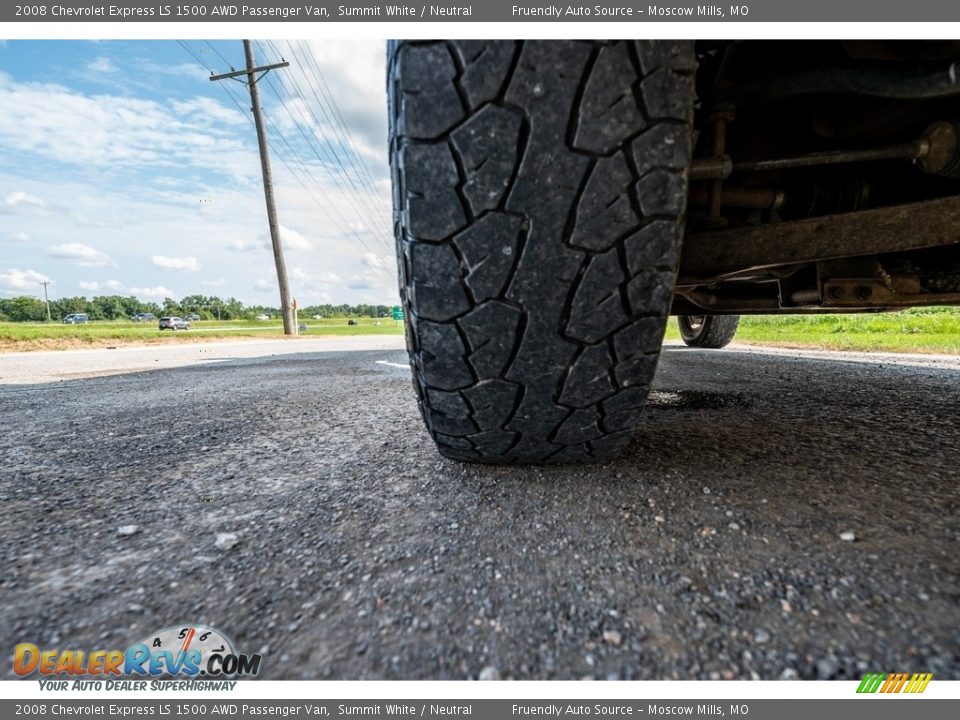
[0,294,396,322]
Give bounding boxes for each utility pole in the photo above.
[210,41,296,335]
[39,280,52,322]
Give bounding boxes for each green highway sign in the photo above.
[392,306,404,321]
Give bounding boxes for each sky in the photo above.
[0,39,397,307]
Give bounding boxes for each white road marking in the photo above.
[376,360,410,369]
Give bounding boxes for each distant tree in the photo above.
[2,296,47,322]
[0,292,396,323]
[54,296,89,317]
[89,295,127,320]
[162,297,182,315]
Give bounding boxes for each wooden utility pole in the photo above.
[211,41,296,335]
[39,280,52,322]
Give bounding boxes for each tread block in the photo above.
[631,124,691,177]
[634,41,697,76]
[504,42,593,219]
[565,248,628,344]
[601,387,648,432]
[415,318,473,390]
[453,212,523,303]
[554,408,604,445]
[466,428,518,456]
[613,317,665,361]
[464,379,521,431]
[458,300,522,378]
[451,105,523,214]
[624,220,682,272]
[635,169,688,218]
[570,152,641,252]
[425,388,476,436]
[434,433,473,450]
[638,69,695,122]
[559,344,616,409]
[409,242,471,321]
[574,42,645,155]
[400,142,467,241]
[626,269,674,317]
[505,391,569,458]
[396,44,465,138]
[587,429,634,458]
[614,353,658,389]
[452,41,516,109]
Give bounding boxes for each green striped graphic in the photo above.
[857,673,886,693]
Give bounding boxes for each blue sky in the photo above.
[0,40,395,306]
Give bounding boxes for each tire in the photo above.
[677,315,740,349]
[389,40,695,463]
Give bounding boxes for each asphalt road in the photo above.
[2,339,958,680]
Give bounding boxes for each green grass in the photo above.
[0,317,404,351]
[664,307,960,353]
[3,309,959,354]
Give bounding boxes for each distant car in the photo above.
[347,319,358,326]
[255,314,270,320]
[159,316,189,331]
[312,314,323,320]
[131,312,156,322]
[184,313,200,322]
[62,313,89,324]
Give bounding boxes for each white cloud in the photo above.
[346,275,376,290]
[87,57,115,74]
[202,278,227,287]
[128,285,175,300]
[151,255,200,271]
[76,279,134,295]
[228,237,261,253]
[362,252,392,271]
[8,232,30,242]
[289,267,340,284]
[272,40,388,173]
[5,190,44,207]
[0,268,50,295]
[279,225,311,251]
[0,71,259,178]
[48,242,113,267]
[170,96,246,126]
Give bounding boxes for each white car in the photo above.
[255,314,270,320]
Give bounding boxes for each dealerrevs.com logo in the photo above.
[14,625,261,682]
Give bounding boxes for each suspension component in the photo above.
[689,121,959,181]
[916,121,960,178]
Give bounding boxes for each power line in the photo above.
[262,40,392,234]
[258,70,389,247]
[203,40,234,70]
[215,76,380,255]
[292,41,392,217]
[259,41,387,237]
[275,39,390,218]
[176,39,213,72]
[260,108,380,254]
[178,40,381,250]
